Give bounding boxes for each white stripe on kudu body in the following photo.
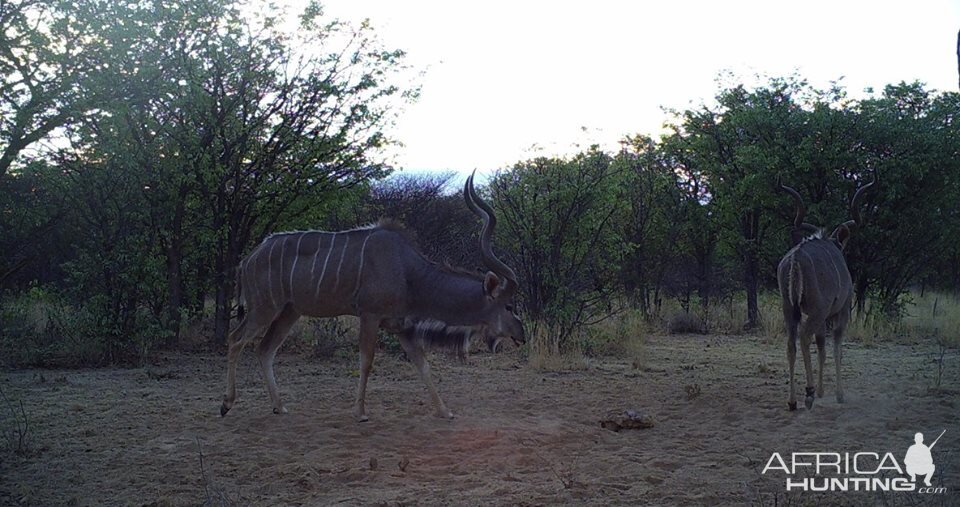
[310,233,325,291]
[315,233,337,300]
[354,233,373,299]
[289,234,304,302]
[333,234,350,292]
[222,173,526,423]
[279,234,290,301]
[267,239,280,309]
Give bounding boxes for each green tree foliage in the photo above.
[664,77,820,329]
[0,0,107,176]
[490,148,626,352]
[617,135,724,316]
[0,0,411,363]
[0,161,64,287]
[849,83,960,317]
[356,172,480,268]
[2,1,958,367]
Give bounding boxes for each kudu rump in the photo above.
[221,173,524,420]
[777,177,874,411]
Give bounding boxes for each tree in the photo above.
[359,172,479,267]
[1,0,412,362]
[616,135,699,316]
[848,83,960,317]
[490,148,626,352]
[173,3,408,342]
[0,160,65,288]
[0,0,124,177]
[665,77,813,328]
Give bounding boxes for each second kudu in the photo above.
[777,176,874,411]
[221,173,524,421]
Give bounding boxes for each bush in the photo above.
[491,149,626,353]
[0,287,165,367]
[666,311,707,334]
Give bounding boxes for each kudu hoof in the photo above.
[272,406,288,415]
[220,403,231,417]
[788,401,798,411]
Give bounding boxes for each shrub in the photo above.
[0,287,165,367]
[666,311,707,334]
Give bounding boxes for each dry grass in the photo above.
[525,312,650,372]
[527,324,589,371]
[847,291,960,346]
[525,290,960,375]
[900,291,960,345]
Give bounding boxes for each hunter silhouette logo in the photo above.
[762,430,947,494]
[904,430,945,487]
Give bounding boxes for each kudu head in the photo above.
[464,172,525,349]
[778,176,875,251]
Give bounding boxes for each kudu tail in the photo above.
[235,265,246,322]
[786,257,803,312]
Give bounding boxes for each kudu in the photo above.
[221,173,524,421]
[777,177,874,411]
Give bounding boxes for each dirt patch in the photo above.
[1,334,957,505]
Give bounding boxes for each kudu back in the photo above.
[221,173,524,420]
[777,177,873,411]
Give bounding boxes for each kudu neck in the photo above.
[407,263,491,325]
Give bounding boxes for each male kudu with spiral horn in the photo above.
[777,176,874,411]
[221,172,524,421]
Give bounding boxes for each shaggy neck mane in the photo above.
[800,229,824,244]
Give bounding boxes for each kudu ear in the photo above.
[483,271,504,300]
[830,223,852,251]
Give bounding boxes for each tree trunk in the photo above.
[696,256,711,309]
[213,252,232,346]
[212,225,243,346]
[740,210,761,330]
[187,254,206,316]
[165,244,183,340]
[854,276,869,317]
[743,248,760,330]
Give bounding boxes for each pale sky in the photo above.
[292,0,960,175]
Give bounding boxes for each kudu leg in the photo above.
[787,334,798,411]
[798,317,823,410]
[354,316,379,422]
[257,304,300,415]
[833,326,846,403]
[785,314,800,411]
[222,318,254,416]
[398,334,455,419]
[815,331,826,398]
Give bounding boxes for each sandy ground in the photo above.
[1,333,958,506]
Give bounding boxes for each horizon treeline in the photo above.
[2,0,958,365]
